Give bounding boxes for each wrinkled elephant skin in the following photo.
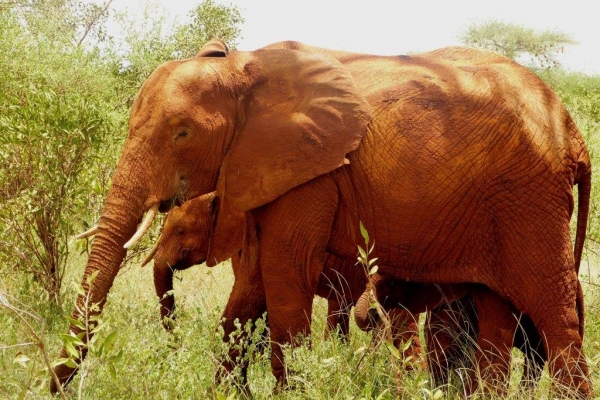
[354,276,540,393]
[53,38,592,398]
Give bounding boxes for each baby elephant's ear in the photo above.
[196,38,229,58]
[218,48,372,213]
[206,197,244,267]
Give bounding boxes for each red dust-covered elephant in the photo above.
[354,272,585,392]
[52,39,592,397]
[141,192,424,385]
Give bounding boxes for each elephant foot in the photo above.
[50,363,77,394]
[403,353,427,372]
[273,371,302,395]
[215,358,249,385]
[548,349,593,399]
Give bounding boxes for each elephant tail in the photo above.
[576,279,585,340]
[573,155,591,275]
[573,136,590,342]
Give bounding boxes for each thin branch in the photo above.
[77,0,114,47]
[0,291,67,400]
[0,342,36,350]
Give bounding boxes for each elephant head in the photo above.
[142,192,218,330]
[51,38,371,391]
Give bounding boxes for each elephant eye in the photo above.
[175,130,189,139]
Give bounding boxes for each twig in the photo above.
[367,284,404,397]
[0,291,67,400]
[76,0,114,47]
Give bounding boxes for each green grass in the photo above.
[2,249,600,399]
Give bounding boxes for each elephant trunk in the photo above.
[354,283,381,332]
[153,259,176,331]
[50,160,152,393]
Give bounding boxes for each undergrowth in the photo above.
[1,248,600,399]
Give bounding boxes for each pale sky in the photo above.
[113,0,599,75]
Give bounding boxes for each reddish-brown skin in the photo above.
[423,296,546,391]
[354,275,542,393]
[148,193,424,386]
[52,39,592,397]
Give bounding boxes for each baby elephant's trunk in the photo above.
[354,281,381,331]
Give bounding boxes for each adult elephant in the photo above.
[51,39,592,397]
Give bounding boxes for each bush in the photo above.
[0,9,121,306]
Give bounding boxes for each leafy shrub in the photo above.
[0,9,121,306]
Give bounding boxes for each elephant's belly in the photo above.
[332,170,494,285]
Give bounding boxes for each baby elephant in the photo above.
[355,272,585,394]
[142,192,425,386]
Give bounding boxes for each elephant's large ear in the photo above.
[196,38,229,57]
[218,49,372,212]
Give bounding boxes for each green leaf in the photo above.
[72,281,85,296]
[61,333,85,348]
[109,350,123,364]
[51,358,71,368]
[13,353,30,367]
[64,341,79,360]
[357,245,366,261]
[101,331,118,355]
[66,317,85,331]
[359,221,369,244]
[90,320,106,334]
[369,265,378,275]
[108,363,117,379]
[385,340,401,359]
[86,269,100,285]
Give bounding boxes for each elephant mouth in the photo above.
[180,248,190,262]
[159,199,175,213]
[160,178,191,212]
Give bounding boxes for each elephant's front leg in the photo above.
[324,298,351,341]
[256,177,339,388]
[425,297,478,389]
[389,309,426,370]
[217,252,267,389]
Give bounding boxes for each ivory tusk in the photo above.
[124,204,159,249]
[141,240,160,267]
[74,225,99,240]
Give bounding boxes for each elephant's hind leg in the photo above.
[324,299,351,342]
[466,288,517,397]
[490,206,592,398]
[514,314,545,389]
[425,297,478,389]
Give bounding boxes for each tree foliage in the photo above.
[174,0,244,59]
[0,6,119,306]
[0,0,243,306]
[459,19,577,68]
[111,0,244,103]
